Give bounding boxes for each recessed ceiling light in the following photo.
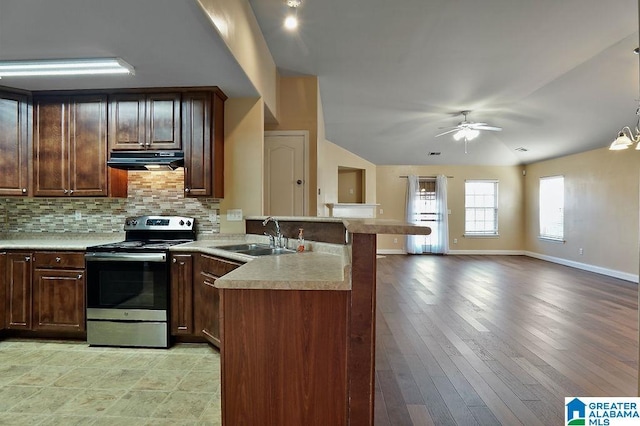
[0,58,135,78]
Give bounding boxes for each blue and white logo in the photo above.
[565,397,640,426]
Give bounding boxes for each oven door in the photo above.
[85,252,169,320]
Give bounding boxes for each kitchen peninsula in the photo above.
[211,217,431,426]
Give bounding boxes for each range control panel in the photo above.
[124,216,195,231]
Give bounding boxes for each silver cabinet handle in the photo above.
[55,257,61,263]
[21,188,27,194]
[184,188,190,193]
[139,141,145,146]
[69,190,74,195]
[172,258,177,263]
[77,274,83,279]
[25,256,30,262]
[63,189,68,194]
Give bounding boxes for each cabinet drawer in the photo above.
[33,251,85,269]
[200,254,241,277]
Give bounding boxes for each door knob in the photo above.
[296,180,303,185]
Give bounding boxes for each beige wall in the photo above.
[524,146,639,277]
[318,141,377,217]
[376,165,525,253]
[265,76,319,215]
[220,98,264,233]
[197,0,278,122]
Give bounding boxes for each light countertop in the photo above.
[0,233,125,250]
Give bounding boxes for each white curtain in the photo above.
[433,174,449,254]
[405,175,424,254]
[405,174,449,255]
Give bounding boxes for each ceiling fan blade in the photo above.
[473,125,502,132]
[435,128,459,137]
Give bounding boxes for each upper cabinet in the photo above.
[34,95,111,197]
[182,90,225,198]
[109,92,181,151]
[0,91,30,196]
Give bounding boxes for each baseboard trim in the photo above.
[375,248,639,283]
[524,251,639,283]
[447,250,525,255]
[377,249,406,255]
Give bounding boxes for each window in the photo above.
[539,176,564,241]
[465,180,498,236]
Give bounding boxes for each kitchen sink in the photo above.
[215,243,296,256]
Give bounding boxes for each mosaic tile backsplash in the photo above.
[0,170,220,234]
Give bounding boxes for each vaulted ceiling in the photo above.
[1,0,639,166]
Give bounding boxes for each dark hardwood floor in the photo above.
[374,255,638,426]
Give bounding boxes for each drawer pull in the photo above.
[25,256,30,262]
[55,257,61,263]
[77,274,83,279]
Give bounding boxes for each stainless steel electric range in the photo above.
[85,216,195,348]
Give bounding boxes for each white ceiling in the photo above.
[1,0,639,166]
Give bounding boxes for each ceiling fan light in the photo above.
[452,130,464,141]
[609,131,633,150]
[467,129,480,140]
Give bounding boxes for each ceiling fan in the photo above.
[435,110,502,151]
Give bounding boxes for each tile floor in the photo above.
[0,339,221,425]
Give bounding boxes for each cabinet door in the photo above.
[200,274,220,346]
[6,252,32,329]
[0,92,30,196]
[108,94,146,150]
[33,268,85,331]
[182,91,211,196]
[34,98,68,196]
[0,252,6,330]
[69,95,108,196]
[170,254,193,335]
[147,93,181,150]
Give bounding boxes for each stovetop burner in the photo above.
[87,216,196,253]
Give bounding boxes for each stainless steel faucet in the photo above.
[262,216,283,248]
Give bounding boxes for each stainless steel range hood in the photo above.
[107,151,184,171]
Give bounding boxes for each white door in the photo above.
[264,131,307,216]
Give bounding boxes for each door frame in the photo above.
[264,130,310,216]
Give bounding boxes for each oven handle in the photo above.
[84,252,167,262]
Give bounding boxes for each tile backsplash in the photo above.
[0,170,220,234]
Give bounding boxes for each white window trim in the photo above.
[464,179,499,237]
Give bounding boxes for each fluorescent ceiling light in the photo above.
[0,58,135,78]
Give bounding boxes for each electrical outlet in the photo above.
[579,248,584,255]
[75,210,82,220]
[379,208,384,215]
[393,238,398,244]
[453,238,458,244]
[226,209,243,221]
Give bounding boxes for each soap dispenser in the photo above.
[297,228,305,252]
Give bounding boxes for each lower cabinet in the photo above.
[0,252,6,330]
[169,252,242,347]
[170,254,194,335]
[5,250,86,332]
[195,254,241,347]
[32,251,86,332]
[5,252,32,329]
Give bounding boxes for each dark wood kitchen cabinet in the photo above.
[34,95,110,197]
[0,252,6,330]
[194,254,241,347]
[170,253,194,335]
[5,252,32,329]
[182,90,226,198]
[109,92,181,151]
[0,91,30,196]
[32,251,85,332]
